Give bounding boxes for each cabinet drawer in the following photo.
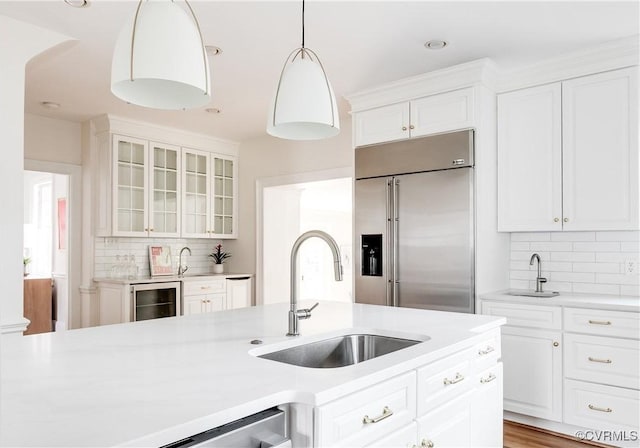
[473,328,501,371]
[564,333,640,389]
[417,348,474,416]
[564,379,640,431]
[183,279,226,296]
[315,371,416,447]
[564,307,640,339]
[480,301,561,330]
[417,391,472,448]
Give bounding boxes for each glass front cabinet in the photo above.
[182,148,238,239]
[109,134,237,239]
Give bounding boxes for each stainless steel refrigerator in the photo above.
[355,130,475,313]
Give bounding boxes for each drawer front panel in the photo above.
[417,348,474,416]
[474,328,502,371]
[480,301,561,330]
[417,392,473,448]
[183,279,226,296]
[564,307,640,339]
[564,379,640,431]
[315,371,416,447]
[564,333,640,389]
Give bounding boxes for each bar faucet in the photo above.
[178,246,191,277]
[529,253,547,293]
[288,230,343,336]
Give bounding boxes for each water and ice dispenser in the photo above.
[361,234,382,276]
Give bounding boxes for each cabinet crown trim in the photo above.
[345,58,498,112]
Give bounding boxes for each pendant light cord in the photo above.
[301,0,305,49]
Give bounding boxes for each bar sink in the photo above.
[508,290,560,298]
[257,334,423,368]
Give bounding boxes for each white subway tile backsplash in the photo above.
[510,242,530,251]
[596,231,640,242]
[550,272,595,283]
[530,241,573,252]
[550,252,595,262]
[572,262,620,273]
[550,232,595,242]
[621,242,640,252]
[511,233,551,242]
[510,231,638,297]
[573,242,621,252]
[572,283,621,295]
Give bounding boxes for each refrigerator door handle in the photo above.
[385,178,393,306]
[392,178,400,307]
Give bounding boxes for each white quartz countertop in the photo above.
[1,302,504,447]
[93,273,253,284]
[480,290,640,312]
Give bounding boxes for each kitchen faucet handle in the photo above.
[308,302,320,312]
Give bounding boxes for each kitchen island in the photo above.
[1,302,505,447]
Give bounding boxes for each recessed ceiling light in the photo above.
[205,46,223,56]
[40,101,61,110]
[424,40,448,50]
[64,0,88,7]
[205,107,221,114]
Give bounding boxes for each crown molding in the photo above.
[497,34,639,92]
[89,114,240,155]
[345,58,499,113]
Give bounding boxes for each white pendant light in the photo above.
[267,0,339,140]
[111,0,210,110]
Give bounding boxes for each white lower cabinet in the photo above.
[480,298,640,442]
[226,277,252,309]
[314,333,503,448]
[417,392,472,448]
[183,293,226,315]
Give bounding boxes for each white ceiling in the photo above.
[1,1,638,142]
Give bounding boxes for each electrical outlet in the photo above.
[624,259,637,276]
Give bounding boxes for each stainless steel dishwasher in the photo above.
[160,408,290,448]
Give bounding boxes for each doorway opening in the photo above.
[261,177,352,305]
[23,169,70,333]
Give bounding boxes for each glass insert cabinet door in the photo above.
[212,156,236,237]
[113,135,148,236]
[150,142,181,237]
[182,149,210,238]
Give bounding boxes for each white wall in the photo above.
[510,231,640,296]
[0,15,72,336]
[233,118,353,278]
[24,113,82,165]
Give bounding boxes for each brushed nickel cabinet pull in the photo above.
[452,159,465,166]
[444,372,465,385]
[409,125,415,130]
[478,346,495,355]
[553,341,559,347]
[402,126,407,131]
[588,357,612,364]
[480,373,497,384]
[421,440,434,448]
[554,218,560,222]
[563,217,569,223]
[588,319,612,325]
[588,404,612,413]
[362,406,393,424]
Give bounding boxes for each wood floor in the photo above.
[504,421,612,448]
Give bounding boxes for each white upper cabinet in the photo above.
[354,102,410,147]
[498,67,639,232]
[497,83,563,231]
[112,135,149,237]
[353,88,475,147]
[562,67,639,231]
[181,149,238,239]
[149,142,181,237]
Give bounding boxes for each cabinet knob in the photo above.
[409,124,415,130]
[554,218,559,223]
[421,440,435,448]
[144,228,149,231]
[402,126,407,131]
[563,218,569,223]
[553,341,559,347]
[150,228,154,232]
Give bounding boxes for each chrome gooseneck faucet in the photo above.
[178,246,191,277]
[288,230,343,336]
[529,253,547,293]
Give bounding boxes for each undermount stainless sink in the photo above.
[258,334,423,368]
[508,290,560,298]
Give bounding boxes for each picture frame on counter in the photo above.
[149,245,173,276]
